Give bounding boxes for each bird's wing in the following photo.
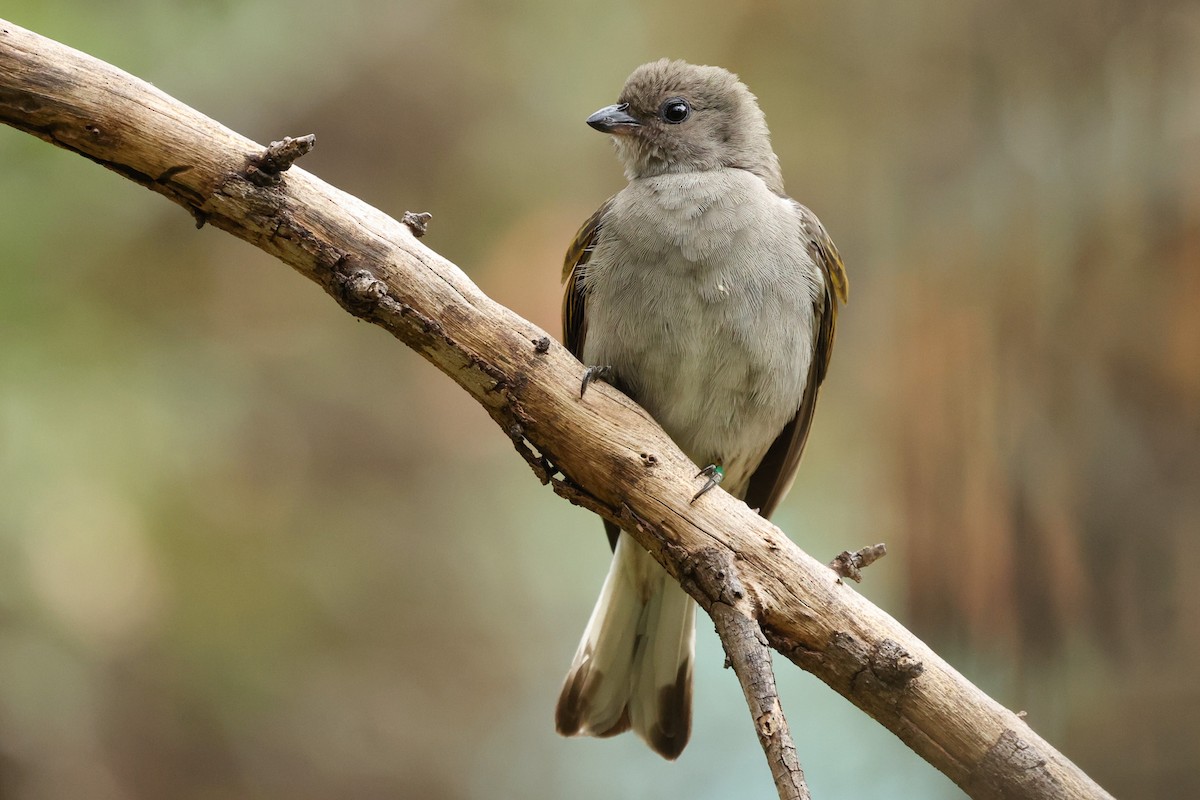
[562,197,623,549]
[743,203,849,519]
[562,197,615,359]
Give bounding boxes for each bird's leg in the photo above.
[580,365,614,398]
[692,464,725,502]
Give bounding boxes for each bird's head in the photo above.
[586,59,783,194]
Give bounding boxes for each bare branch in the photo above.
[692,549,811,800]
[0,19,1115,800]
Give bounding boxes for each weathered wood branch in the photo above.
[0,19,1114,800]
[696,547,811,800]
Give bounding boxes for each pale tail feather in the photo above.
[556,532,695,759]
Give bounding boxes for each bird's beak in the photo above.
[586,103,640,134]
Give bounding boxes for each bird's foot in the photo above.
[580,365,614,398]
[691,464,725,502]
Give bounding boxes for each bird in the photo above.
[555,59,848,760]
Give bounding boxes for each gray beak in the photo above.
[587,103,640,134]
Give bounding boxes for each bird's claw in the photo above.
[580,365,614,398]
[691,464,725,502]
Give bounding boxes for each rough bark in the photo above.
[0,19,1114,800]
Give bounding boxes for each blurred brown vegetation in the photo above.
[1,1,1198,799]
[885,4,1200,795]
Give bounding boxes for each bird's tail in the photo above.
[555,531,695,759]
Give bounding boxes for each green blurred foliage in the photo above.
[2,1,1198,798]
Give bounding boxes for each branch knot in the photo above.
[338,267,388,315]
[869,638,924,690]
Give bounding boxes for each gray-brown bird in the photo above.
[555,59,848,760]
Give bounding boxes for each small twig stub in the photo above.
[244,134,316,186]
[402,210,433,238]
[829,542,888,582]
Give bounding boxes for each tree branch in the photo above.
[0,19,1114,800]
[695,547,811,800]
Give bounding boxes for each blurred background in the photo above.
[1,1,1198,798]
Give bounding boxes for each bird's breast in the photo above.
[579,170,819,486]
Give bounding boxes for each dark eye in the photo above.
[660,98,691,124]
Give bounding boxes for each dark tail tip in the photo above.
[555,669,587,736]
[644,660,693,760]
[556,666,633,738]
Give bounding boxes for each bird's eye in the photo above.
[660,98,691,124]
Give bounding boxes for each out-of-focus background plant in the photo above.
[2,2,1197,798]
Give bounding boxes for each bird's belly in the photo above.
[583,258,812,492]
[621,341,791,486]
